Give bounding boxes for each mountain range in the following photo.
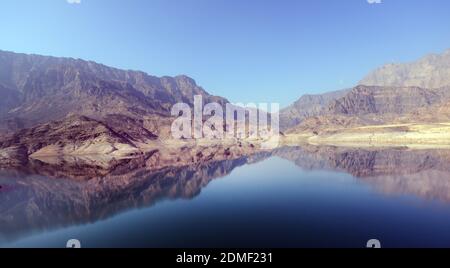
[360,48,450,88]
[279,49,450,144]
[0,50,227,134]
[1,48,450,164]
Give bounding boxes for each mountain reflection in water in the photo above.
[273,146,450,202]
[2,145,450,247]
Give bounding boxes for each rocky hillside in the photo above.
[279,88,349,131]
[281,49,450,133]
[329,85,450,116]
[0,115,159,164]
[286,84,450,134]
[0,50,228,134]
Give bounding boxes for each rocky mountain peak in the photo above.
[360,48,450,88]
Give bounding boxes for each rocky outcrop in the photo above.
[0,115,157,161]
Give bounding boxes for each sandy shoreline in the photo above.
[282,122,450,149]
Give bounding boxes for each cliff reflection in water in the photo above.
[273,146,450,202]
[0,151,270,242]
[2,146,450,243]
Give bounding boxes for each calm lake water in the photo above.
[2,146,450,248]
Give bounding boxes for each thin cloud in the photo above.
[67,0,81,4]
[367,0,382,4]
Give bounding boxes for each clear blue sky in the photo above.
[1,0,450,107]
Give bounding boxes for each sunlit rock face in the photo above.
[0,50,228,135]
[279,89,350,131]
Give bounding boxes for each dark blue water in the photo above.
[2,147,450,248]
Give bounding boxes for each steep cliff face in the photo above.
[360,49,450,89]
[329,85,450,116]
[0,50,228,133]
[286,84,450,133]
[281,84,450,132]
